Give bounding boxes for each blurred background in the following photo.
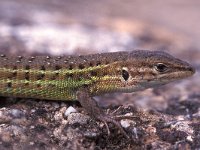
[0,0,200,58]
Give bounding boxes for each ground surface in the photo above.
[0,0,199,149]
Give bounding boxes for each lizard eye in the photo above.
[122,69,129,81]
[154,63,168,73]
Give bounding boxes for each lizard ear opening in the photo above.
[122,68,129,81]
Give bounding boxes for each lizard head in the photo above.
[117,50,195,92]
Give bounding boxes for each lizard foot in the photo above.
[76,88,132,139]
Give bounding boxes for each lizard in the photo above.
[0,50,195,138]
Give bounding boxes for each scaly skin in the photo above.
[0,50,195,138]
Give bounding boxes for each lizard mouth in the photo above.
[185,66,195,76]
[156,68,195,83]
[170,65,195,80]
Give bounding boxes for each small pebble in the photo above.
[64,106,77,117]
[67,113,89,125]
[132,127,139,139]
[10,109,24,118]
[120,119,136,128]
[84,131,99,138]
[120,120,130,128]
[186,135,193,142]
[171,121,194,135]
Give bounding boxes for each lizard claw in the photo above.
[97,114,130,138]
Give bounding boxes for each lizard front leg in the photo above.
[76,88,129,138]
